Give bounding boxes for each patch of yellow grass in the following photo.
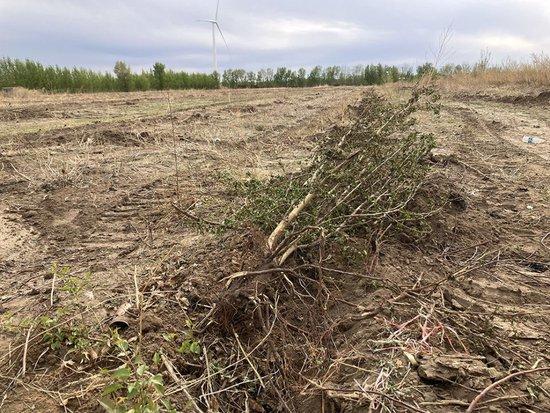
[0,86,45,100]
[441,54,550,92]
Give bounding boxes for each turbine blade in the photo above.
[215,0,220,20]
[215,22,229,50]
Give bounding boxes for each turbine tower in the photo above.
[199,0,228,74]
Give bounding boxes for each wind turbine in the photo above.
[199,0,229,74]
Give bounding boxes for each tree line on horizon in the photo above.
[0,57,459,93]
[221,64,418,88]
[0,59,218,93]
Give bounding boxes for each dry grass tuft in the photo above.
[0,86,45,100]
[441,53,550,92]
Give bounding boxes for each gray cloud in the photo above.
[0,0,548,72]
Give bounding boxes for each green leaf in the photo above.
[136,364,147,376]
[112,365,131,379]
[150,374,164,387]
[162,333,177,342]
[116,339,129,352]
[177,341,190,354]
[144,403,159,413]
[127,381,139,398]
[150,374,165,394]
[189,341,201,355]
[152,352,161,365]
[101,383,123,396]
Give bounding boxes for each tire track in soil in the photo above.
[433,98,549,362]
[0,87,363,333]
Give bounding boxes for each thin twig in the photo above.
[202,345,214,409]
[220,267,290,287]
[21,325,33,377]
[305,379,425,413]
[50,272,57,307]
[233,330,266,389]
[133,266,143,351]
[267,192,315,252]
[9,163,33,182]
[466,367,550,413]
[161,354,205,413]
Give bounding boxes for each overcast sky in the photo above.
[1,0,548,73]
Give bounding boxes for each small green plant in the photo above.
[51,263,91,297]
[99,330,177,413]
[177,338,201,356]
[162,331,201,355]
[100,360,175,413]
[108,329,132,356]
[38,313,92,353]
[0,311,28,333]
[17,264,98,363]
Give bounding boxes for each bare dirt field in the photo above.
[0,85,549,412]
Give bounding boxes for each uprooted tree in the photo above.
[226,87,437,277]
[199,86,440,411]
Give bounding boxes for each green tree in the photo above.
[246,71,256,87]
[324,66,340,85]
[308,66,322,86]
[133,72,151,91]
[114,61,132,92]
[296,68,307,87]
[274,67,292,86]
[153,62,166,90]
[416,62,435,78]
[388,66,400,82]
